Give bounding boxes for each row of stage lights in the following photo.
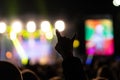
[0,19,80,48]
[0,20,65,34]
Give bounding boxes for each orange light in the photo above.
[6,51,12,59]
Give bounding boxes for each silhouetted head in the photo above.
[97,65,115,80]
[0,60,23,80]
[22,69,40,80]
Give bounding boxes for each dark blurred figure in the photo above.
[24,59,48,80]
[22,69,40,80]
[92,77,108,80]
[0,60,23,80]
[49,76,62,80]
[55,30,88,80]
[110,58,120,80]
[93,65,117,80]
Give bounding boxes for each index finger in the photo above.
[56,29,61,41]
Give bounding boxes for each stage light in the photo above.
[40,21,51,32]
[0,22,7,33]
[11,21,22,33]
[10,29,29,65]
[26,21,36,33]
[113,0,120,6]
[86,55,93,65]
[6,51,13,59]
[55,20,65,32]
[45,32,53,40]
[11,38,28,65]
[73,39,80,48]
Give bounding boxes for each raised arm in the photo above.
[55,30,75,60]
[55,30,88,80]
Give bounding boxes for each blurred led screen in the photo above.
[85,18,114,56]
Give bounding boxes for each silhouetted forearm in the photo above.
[62,57,88,80]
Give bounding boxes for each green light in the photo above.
[11,38,28,65]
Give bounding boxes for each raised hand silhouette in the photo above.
[55,30,88,80]
[55,30,76,59]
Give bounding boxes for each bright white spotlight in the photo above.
[40,21,51,32]
[113,0,120,6]
[0,22,6,33]
[26,21,36,33]
[11,21,22,33]
[55,20,65,32]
